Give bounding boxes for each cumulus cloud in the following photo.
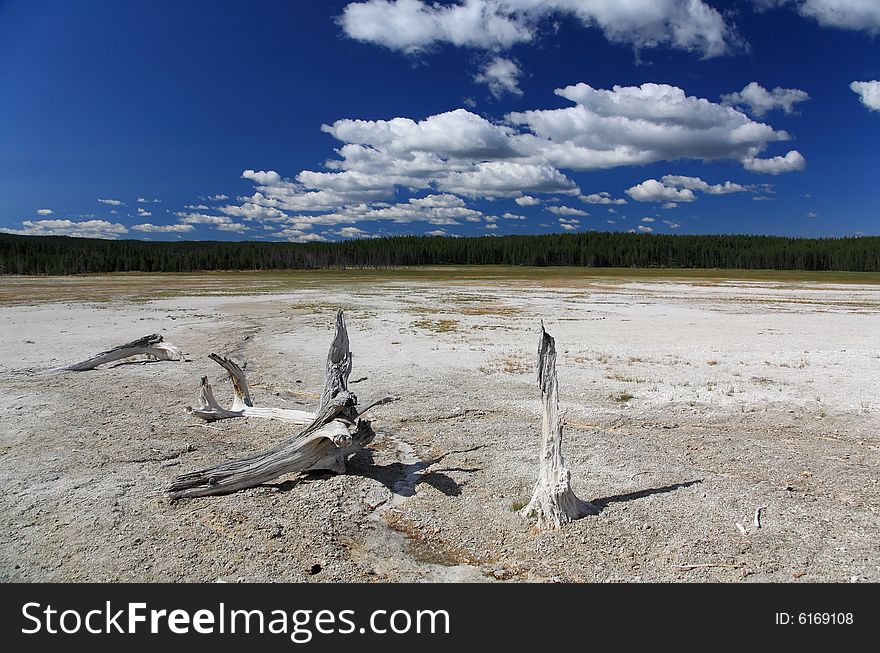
[850,80,880,111]
[425,229,450,236]
[660,175,753,194]
[721,82,809,116]
[638,225,653,232]
[579,192,627,205]
[131,223,195,233]
[272,228,329,242]
[626,179,697,203]
[628,174,755,202]
[330,226,372,238]
[507,82,792,171]
[663,220,681,228]
[474,57,522,98]
[339,0,736,57]
[742,149,806,174]
[223,81,801,234]
[1,219,128,239]
[547,205,589,217]
[36,208,53,215]
[98,198,123,206]
[137,197,161,203]
[176,212,249,232]
[137,208,152,217]
[641,217,656,223]
[755,1,880,33]
[208,194,229,201]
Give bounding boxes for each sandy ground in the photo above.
[0,272,878,583]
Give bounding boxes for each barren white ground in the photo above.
[1,275,878,582]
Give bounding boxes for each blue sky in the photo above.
[0,0,878,242]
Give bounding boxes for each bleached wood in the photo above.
[521,325,597,529]
[189,354,314,424]
[169,310,382,499]
[319,311,354,411]
[66,334,183,371]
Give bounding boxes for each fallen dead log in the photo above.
[521,324,597,529]
[66,334,184,371]
[168,311,389,499]
[189,354,315,424]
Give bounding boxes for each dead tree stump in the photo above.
[167,311,392,499]
[521,325,597,529]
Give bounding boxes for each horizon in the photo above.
[1,1,878,243]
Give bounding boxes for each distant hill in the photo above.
[1,232,877,274]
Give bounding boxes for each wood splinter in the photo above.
[66,334,184,371]
[168,311,393,499]
[521,324,597,529]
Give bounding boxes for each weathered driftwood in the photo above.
[168,311,384,499]
[521,325,597,529]
[189,354,314,424]
[66,334,184,371]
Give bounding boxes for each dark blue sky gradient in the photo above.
[0,0,877,240]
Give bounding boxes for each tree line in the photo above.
[1,232,878,275]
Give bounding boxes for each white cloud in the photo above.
[226,81,801,229]
[97,198,123,206]
[660,175,752,194]
[850,80,880,111]
[757,1,880,33]
[579,192,627,205]
[629,174,755,203]
[438,161,578,197]
[132,223,195,233]
[484,223,499,230]
[807,211,819,218]
[474,57,522,98]
[137,208,152,217]
[508,83,792,171]
[137,197,160,203]
[721,82,809,116]
[425,229,449,236]
[547,205,589,217]
[36,208,53,215]
[176,212,248,232]
[220,203,289,221]
[185,204,210,210]
[339,0,736,57]
[662,220,681,228]
[330,226,371,238]
[208,194,229,201]
[638,224,654,232]
[641,217,656,223]
[272,229,328,242]
[742,149,806,174]
[626,179,697,203]
[2,219,128,239]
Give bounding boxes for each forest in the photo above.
[0,232,878,275]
